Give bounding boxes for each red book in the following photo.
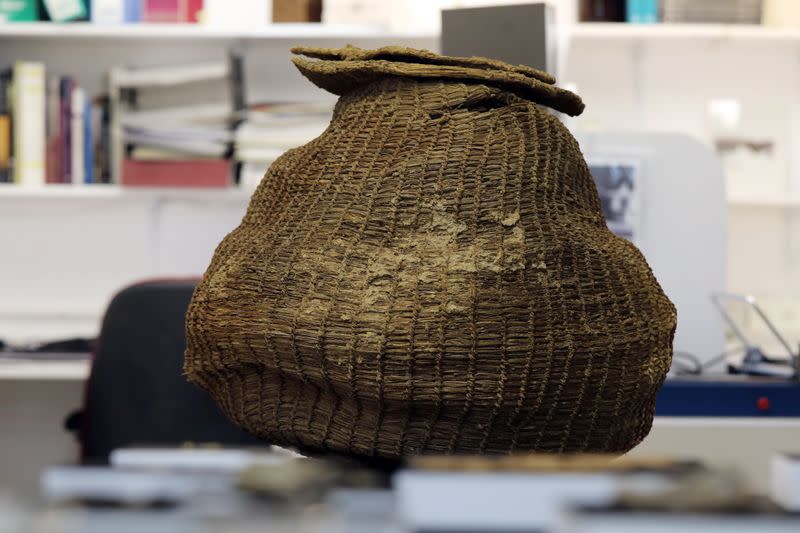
[45,138,61,184]
[143,0,202,22]
[143,0,181,22]
[59,77,75,184]
[45,77,61,183]
[122,159,231,188]
[187,0,202,22]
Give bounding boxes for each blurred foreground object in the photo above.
[563,464,796,532]
[31,451,800,532]
[395,454,705,532]
[772,452,800,512]
[238,457,387,503]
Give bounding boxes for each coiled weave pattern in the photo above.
[184,46,676,459]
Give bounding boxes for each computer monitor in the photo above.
[577,131,727,365]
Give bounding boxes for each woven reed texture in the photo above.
[184,46,676,459]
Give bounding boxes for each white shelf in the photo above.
[6,21,798,44]
[4,21,799,45]
[728,194,800,207]
[0,22,435,41]
[4,185,799,207]
[571,22,800,44]
[0,184,120,198]
[0,359,89,381]
[0,184,252,202]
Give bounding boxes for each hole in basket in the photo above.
[460,97,507,113]
[429,111,444,120]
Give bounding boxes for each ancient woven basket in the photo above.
[185,46,676,459]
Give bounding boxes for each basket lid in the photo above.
[291,45,584,117]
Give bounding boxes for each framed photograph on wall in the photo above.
[587,159,641,244]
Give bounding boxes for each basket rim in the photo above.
[291,45,585,117]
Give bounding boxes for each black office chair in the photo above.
[67,279,260,464]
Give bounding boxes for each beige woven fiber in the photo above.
[184,46,677,459]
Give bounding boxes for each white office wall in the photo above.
[0,198,151,342]
[0,194,250,344]
[565,38,799,198]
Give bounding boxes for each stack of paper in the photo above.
[234,102,331,188]
[394,455,698,532]
[111,60,237,187]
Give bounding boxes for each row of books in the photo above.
[0,1,317,24]
[0,0,192,23]
[0,0,197,22]
[1,57,332,188]
[0,62,111,185]
[580,0,769,24]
